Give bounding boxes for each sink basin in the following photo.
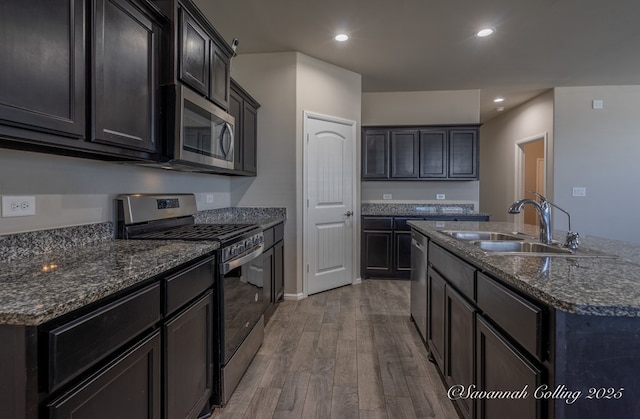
[442,230,525,241]
[472,240,573,255]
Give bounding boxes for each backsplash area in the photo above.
[361,202,483,216]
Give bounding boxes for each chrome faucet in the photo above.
[508,196,552,244]
[508,192,579,249]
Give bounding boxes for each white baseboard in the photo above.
[353,277,362,285]
[283,292,305,301]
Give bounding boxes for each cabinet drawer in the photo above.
[48,283,161,392]
[263,226,275,249]
[274,222,285,242]
[393,217,424,230]
[429,243,475,299]
[476,272,543,360]
[165,256,215,316]
[362,217,393,230]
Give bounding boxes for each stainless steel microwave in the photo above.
[166,84,235,171]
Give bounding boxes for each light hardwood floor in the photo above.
[211,279,458,419]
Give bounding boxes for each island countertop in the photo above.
[0,240,219,326]
[408,220,640,317]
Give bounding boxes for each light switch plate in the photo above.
[572,187,587,197]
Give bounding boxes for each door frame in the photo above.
[514,133,548,229]
[302,111,359,298]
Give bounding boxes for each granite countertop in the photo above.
[361,202,490,218]
[195,207,286,229]
[408,220,640,317]
[0,240,219,326]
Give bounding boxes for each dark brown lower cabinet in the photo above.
[362,231,394,276]
[48,330,161,419]
[475,316,542,419]
[165,291,213,419]
[427,267,446,368]
[445,286,477,419]
[394,231,412,273]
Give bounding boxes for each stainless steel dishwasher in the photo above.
[410,230,428,342]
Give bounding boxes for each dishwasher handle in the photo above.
[411,238,425,251]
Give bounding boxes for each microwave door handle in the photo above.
[221,122,234,158]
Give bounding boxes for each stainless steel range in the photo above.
[116,194,266,405]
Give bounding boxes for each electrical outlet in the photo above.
[2,196,36,217]
[572,187,586,197]
[383,194,392,200]
[436,194,446,200]
[206,194,214,204]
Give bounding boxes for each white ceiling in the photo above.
[194,0,640,122]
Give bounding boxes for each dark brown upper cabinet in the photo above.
[210,44,231,110]
[179,9,210,96]
[362,124,480,180]
[0,0,86,142]
[419,129,448,178]
[362,129,389,179]
[171,1,232,110]
[92,0,162,153]
[449,128,478,178]
[229,79,260,176]
[0,0,165,161]
[390,130,419,178]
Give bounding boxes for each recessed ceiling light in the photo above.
[334,34,349,42]
[476,28,495,37]
[493,97,505,103]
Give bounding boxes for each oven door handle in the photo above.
[221,244,265,275]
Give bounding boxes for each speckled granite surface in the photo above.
[0,223,114,263]
[195,207,286,229]
[362,203,490,218]
[0,240,218,326]
[408,220,640,317]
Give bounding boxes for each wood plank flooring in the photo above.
[211,280,458,419]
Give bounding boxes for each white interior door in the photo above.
[304,112,356,295]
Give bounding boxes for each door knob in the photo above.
[344,211,353,217]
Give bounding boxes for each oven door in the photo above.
[220,245,266,366]
[176,84,234,170]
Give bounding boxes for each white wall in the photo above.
[230,52,362,296]
[553,86,640,243]
[361,90,481,206]
[479,90,554,222]
[0,148,230,235]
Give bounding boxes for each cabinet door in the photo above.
[242,100,258,175]
[165,292,213,419]
[93,0,159,153]
[390,130,419,178]
[394,231,412,274]
[229,88,243,171]
[362,130,389,179]
[179,9,210,96]
[419,129,447,178]
[274,240,284,303]
[0,0,85,140]
[210,44,230,110]
[262,247,275,324]
[446,286,477,419]
[48,331,161,419]
[476,316,543,419]
[449,129,478,179]
[362,231,393,277]
[427,267,446,369]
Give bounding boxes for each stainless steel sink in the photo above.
[442,230,525,241]
[471,240,618,258]
[472,240,573,254]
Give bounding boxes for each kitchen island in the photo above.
[408,220,640,419]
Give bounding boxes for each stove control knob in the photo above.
[238,243,245,253]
